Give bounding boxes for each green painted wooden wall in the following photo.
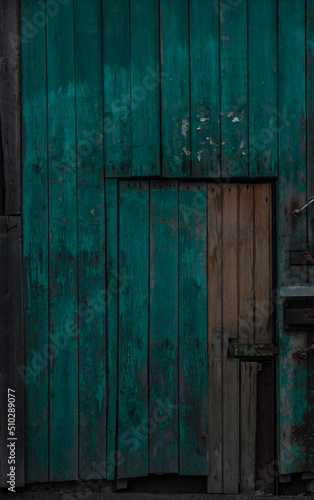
[21,0,314,489]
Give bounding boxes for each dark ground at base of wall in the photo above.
[1,494,314,500]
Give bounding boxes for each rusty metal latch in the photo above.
[293,344,314,363]
[228,340,279,360]
[292,196,314,217]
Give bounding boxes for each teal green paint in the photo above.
[75,0,107,480]
[149,181,179,474]
[47,0,78,481]
[130,0,160,176]
[248,0,278,177]
[277,0,308,474]
[160,0,190,177]
[190,0,220,177]
[118,181,149,478]
[103,0,131,177]
[178,184,208,475]
[106,179,119,480]
[22,0,49,482]
[220,0,248,177]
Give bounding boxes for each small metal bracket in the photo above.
[228,339,279,360]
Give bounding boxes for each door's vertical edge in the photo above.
[207,184,223,492]
[254,184,276,495]
[306,0,314,472]
[277,0,308,476]
[178,182,208,475]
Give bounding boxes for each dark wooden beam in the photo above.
[0,0,24,489]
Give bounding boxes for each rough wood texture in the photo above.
[103,0,131,177]
[222,184,240,493]
[207,183,273,494]
[207,184,223,493]
[248,0,278,176]
[178,183,208,475]
[0,217,24,488]
[0,0,21,214]
[21,0,48,482]
[75,0,107,479]
[149,180,178,474]
[254,184,272,344]
[118,181,149,478]
[160,0,190,177]
[220,2,248,177]
[278,0,308,475]
[238,184,254,345]
[106,179,119,480]
[47,0,78,480]
[0,0,24,489]
[130,0,160,176]
[190,0,220,177]
[240,362,257,494]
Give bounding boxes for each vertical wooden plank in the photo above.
[75,0,106,479]
[207,184,223,493]
[278,0,308,475]
[103,0,131,177]
[130,0,160,176]
[118,181,149,478]
[106,179,119,480]
[190,0,220,177]
[222,184,239,493]
[47,0,78,481]
[238,184,254,344]
[254,184,272,344]
[0,217,24,488]
[220,2,248,177]
[21,0,48,483]
[149,180,179,474]
[238,184,256,493]
[307,0,314,472]
[240,362,258,494]
[248,0,278,177]
[178,183,208,475]
[160,0,190,177]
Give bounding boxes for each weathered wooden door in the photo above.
[111,180,274,492]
